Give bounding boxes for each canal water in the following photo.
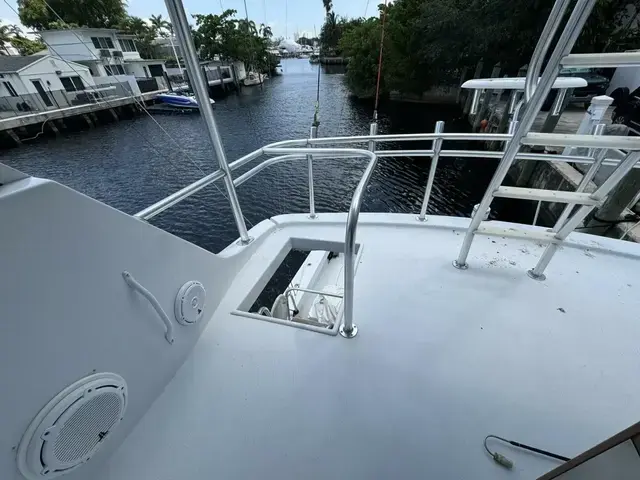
[2,58,523,254]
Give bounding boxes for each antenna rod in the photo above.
[164,0,251,244]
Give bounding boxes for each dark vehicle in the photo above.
[611,87,640,134]
[542,67,609,110]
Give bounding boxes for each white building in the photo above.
[0,41,20,56]
[0,55,98,114]
[40,28,168,93]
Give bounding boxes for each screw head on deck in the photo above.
[527,269,546,281]
[339,323,358,338]
[452,260,468,270]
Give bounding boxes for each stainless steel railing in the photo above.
[133,125,637,339]
[134,132,628,221]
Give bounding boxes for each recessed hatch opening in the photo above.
[232,238,362,335]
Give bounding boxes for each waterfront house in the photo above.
[40,28,168,94]
[0,55,99,117]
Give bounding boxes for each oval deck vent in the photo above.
[17,373,127,480]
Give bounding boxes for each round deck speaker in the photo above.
[17,373,127,480]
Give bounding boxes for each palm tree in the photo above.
[149,14,170,37]
[259,23,272,39]
[9,24,22,38]
[322,0,333,15]
[0,25,11,55]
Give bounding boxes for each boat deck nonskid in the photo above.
[98,214,640,480]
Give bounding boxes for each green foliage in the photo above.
[297,36,319,46]
[320,14,363,56]
[18,0,126,30]
[149,14,171,37]
[339,17,381,98]
[10,35,45,55]
[117,16,161,59]
[192,9,274,72]
[340,0,640,98]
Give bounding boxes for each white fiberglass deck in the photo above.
[98,214,640,480]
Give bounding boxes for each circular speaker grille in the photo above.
[53,392,123,463]
[17,373,127,480]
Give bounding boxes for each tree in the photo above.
[192,10,277,73]
[340,0,640,98]
[18,0,127,30]
[321,14,363,56]
[11,35,46,55]
[339,17,381,98]
[8,24,23,36]
[298,36,319,46]
[149,14,171,37]
[0,25,10,55]
[118,16,160,59]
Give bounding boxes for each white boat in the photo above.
[156,91,214,110]
[274,63,284,75]
[243,72,265,86]
[5,1,640,479]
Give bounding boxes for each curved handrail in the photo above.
[342,148,378,337]
[122,271,174,344]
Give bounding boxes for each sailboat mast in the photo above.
[163,0,251,244]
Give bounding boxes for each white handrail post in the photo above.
[454,0,597,270]
[307,125,318,218]
[164,0,252,245]
[418,121,445,221]
[340,122,378,339]
[562,95,613,156]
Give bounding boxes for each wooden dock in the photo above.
[486,100,614,134]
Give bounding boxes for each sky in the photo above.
[0,0,376,39]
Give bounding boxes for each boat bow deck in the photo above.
[98,214,640,480]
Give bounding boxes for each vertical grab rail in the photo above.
[341,122,378,339]
[418,121,445,221]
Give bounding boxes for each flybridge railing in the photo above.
[135,127,640,340]
[133,130,630,222]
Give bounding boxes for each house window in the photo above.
[105,64,126,76]
[2,81,18,97]
[147,64,164,77]
[119,39,137,52]
[60,76,85,92]
[91,36,115,49]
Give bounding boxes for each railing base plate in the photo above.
[339,324,358,338]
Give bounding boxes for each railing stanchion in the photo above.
[418,121,445,221]
[164,0,251,245]
[307,125,318,218]
[340,121,378,339]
